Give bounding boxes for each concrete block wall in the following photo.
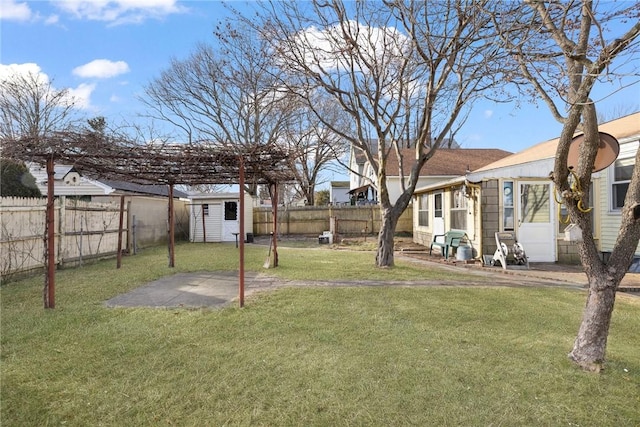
[481,180,500,258]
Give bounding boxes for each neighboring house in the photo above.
[413,112,640,264]
[28,163,114,196]
[348,144,512,204]
[189,192,255,243]
[329,181,351,205]
[28,163,190,250]
[93,180,190,249]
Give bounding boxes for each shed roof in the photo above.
[189,192,242,200]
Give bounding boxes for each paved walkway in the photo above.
[105,253,639,309]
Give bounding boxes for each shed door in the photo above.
[222,201,239,242]
[517,181,555,262]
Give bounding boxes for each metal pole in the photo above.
[45,157,55,309]
[272,183,278,267]
[239,157,245,308]
[168,184,175,268]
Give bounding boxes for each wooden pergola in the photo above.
[2,131,295,309]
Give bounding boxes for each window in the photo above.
[503,181,514,230]
[450,186,467,229]
[612,157,635,210]
[520,183,550,223]
[418,194,429,227]
[224,201,238,221]
[434,193,443,219]
[202,204,209,216]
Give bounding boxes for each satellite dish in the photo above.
[567,132,619,173]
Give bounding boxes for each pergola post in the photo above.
[168,184,175,268]
[272,183,279,267]
[44,157,55,309]
[116,195,125,269]
[238,157,245,308]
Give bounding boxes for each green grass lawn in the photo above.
[2,242,639,426]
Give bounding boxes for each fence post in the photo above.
[58,195,65,268]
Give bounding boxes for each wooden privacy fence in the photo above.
[1,197,126,277]
[253,204,413,237]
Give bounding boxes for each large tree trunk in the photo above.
[376,207,400,267]
[568,275,618,372]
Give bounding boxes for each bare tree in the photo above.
[492,1,640,371]
[0,68,78,139]
[140,19,297,196]
[0,67,80,309]
[282,94,351,205]
[255,0,509,266]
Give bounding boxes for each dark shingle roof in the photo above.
[384,148,513,177]
[100,180,189,198]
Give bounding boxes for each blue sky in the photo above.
[1,0,638,163]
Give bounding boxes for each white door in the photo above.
[433,192,445,237]
[222,200,239,242]
[517,181,556,262]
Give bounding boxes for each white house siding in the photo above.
[28,163,114,196]
[330,182,351,205]
[387,177,445,205]
[598,137,640,256]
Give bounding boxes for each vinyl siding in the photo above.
[598,138,640,255]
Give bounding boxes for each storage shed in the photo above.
[189,192,254,243]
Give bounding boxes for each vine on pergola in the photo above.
[2,131,296,309]
[3,131,295,186]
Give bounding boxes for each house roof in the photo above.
[101,180,189,198]
[384,148,513,177]
[27,163,190,198]
[473,111,640,173]
[414,112,640,194]
[352,138,460,165]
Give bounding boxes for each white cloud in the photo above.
[73,59,130,79]
[1,63,95,111]
[44,14,60,25]
[0,62,46,82]
[484,110,494,119]
[0,0,33,22]
[54,0,186,25]
[67,82,96,110]
[296,21,409,73]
